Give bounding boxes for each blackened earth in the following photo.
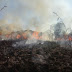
[0,40,72,72]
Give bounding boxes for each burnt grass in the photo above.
[0,40,72,72]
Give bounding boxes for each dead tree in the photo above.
[0,5,7,11]
[53,12,66,39]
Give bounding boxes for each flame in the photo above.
[22,33,27,39]
[5,31,42,40]
[16,34,21,39]
[69,36,72,41]
[6,34,9,38]
[0,31,46,40]
[32,31,39,39]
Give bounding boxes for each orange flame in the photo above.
[32,31,39,39]
[16,34,21,39]
[69,36,72,41]
[1,31,43,40]
[6,34,9,38]
[22,33,27,39]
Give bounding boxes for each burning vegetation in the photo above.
[0,22,72,72]
[0,0,72,72]
[0,5,72,71]
[0,30,50,41]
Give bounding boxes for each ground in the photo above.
[0,40,72,72]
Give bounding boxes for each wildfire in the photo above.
[69,36,72,41]
[32,31,39,39]
[1,31,43,40]
[6,34,9,38]
[16,34,21,39]
[0,30,48,40]
[22,33,27,39]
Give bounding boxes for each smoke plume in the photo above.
[0,0,72,33]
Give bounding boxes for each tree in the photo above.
[0,5,7,11]
[54,22,66,39]
[0,0,7,11]
[53,12,66,39]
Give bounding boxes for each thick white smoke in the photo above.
[0,0,72,33]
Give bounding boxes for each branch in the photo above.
[0,5,7,11]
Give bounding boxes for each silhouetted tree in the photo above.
[53,12,66,39]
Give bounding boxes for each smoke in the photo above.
[0,16,22,34]
[15,0,49,32]
[0,0,72,34]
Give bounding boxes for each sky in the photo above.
[0,0,72,34]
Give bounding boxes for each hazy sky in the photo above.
[0,0,72,33]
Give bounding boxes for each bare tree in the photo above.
[53,12,66,39]
[0,5,7,11]
[0,0,7,11]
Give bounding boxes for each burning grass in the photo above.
[0,40,72,72]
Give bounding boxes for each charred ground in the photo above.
[0,40,72,72]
